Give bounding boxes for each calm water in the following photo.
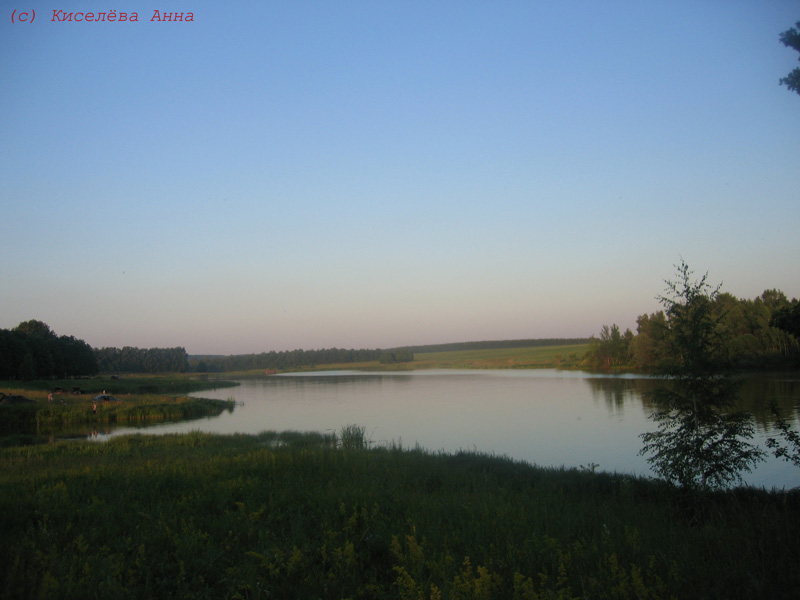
[99,369,800,489]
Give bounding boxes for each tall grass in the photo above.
[1,430,797,599]
[338,423,368,449]
[0,394,234,437]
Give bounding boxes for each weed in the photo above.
[339,424,368,450]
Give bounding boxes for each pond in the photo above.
[98,369,800,489]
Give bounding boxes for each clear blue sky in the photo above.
[2,1,799,354]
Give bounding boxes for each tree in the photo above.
[13,320,55,337]
[56,335,99,377]
[585,324,631,370]
[631,311,668,370]
[779,21,800,95]
[639,261,764,489]
[771,299,800,339]
[18,353,36,381]
[0,321,97,378]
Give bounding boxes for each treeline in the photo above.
[0,320,98,380]
[93,346,189,374]
[190,339,593,373]
[0,320,192,378]
[396,338,592,354]
[190,348,385,373]
[585,289,800,371]
[379,349,414,364]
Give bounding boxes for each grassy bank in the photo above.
[1,430,797,599]
[0,392,235,442]
[0,377,238,442]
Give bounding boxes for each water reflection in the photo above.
[737,374,800,427]
[91,369,799,489]
[585,377,659,413]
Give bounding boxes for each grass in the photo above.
[1,429,797,599]
[0,378,237,442]
[411,344,589,370]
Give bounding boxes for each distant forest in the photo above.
[585,289,800,371]
[3,289,798,378]
[0,320,190,379]
[93,346,190,374]
[0,320,97,380]
[188,339,591,373]
[190,348,384,373]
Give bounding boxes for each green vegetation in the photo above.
[412,344,588,370]
[379,349,415,364]
[211,344,590,375]
[0,376,238,443]
[189,347,386,373]
[262,343,589,373]
[1,319,197,378]
[188,339,592,374]
[0,390,234,438]
[7,374,238,396]
[586,289,799,372]
[639,261,764,489]
[772,298,800,340]
[1,268,798,597]
[767,399,800,469]
[40,396,231,428]
[1,430,797,599]
[396,338,592,354]
[94,346,191,374]
[0,320,97,379]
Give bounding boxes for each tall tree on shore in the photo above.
[586,324,630,370]
[639,261,764,489]
[771,299,800,340]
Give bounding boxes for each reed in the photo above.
[1,430,797,599]
[338,423,368,449]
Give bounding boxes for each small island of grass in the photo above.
[0,375,237,445]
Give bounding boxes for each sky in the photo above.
[1,1,799,355]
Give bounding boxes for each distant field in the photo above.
[411,343,589,369]
[284,343,590,373]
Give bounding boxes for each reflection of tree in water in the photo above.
[633,374,800,431]
[737,375,800,429]
[585,377,659,413]
[269,373,415,390]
